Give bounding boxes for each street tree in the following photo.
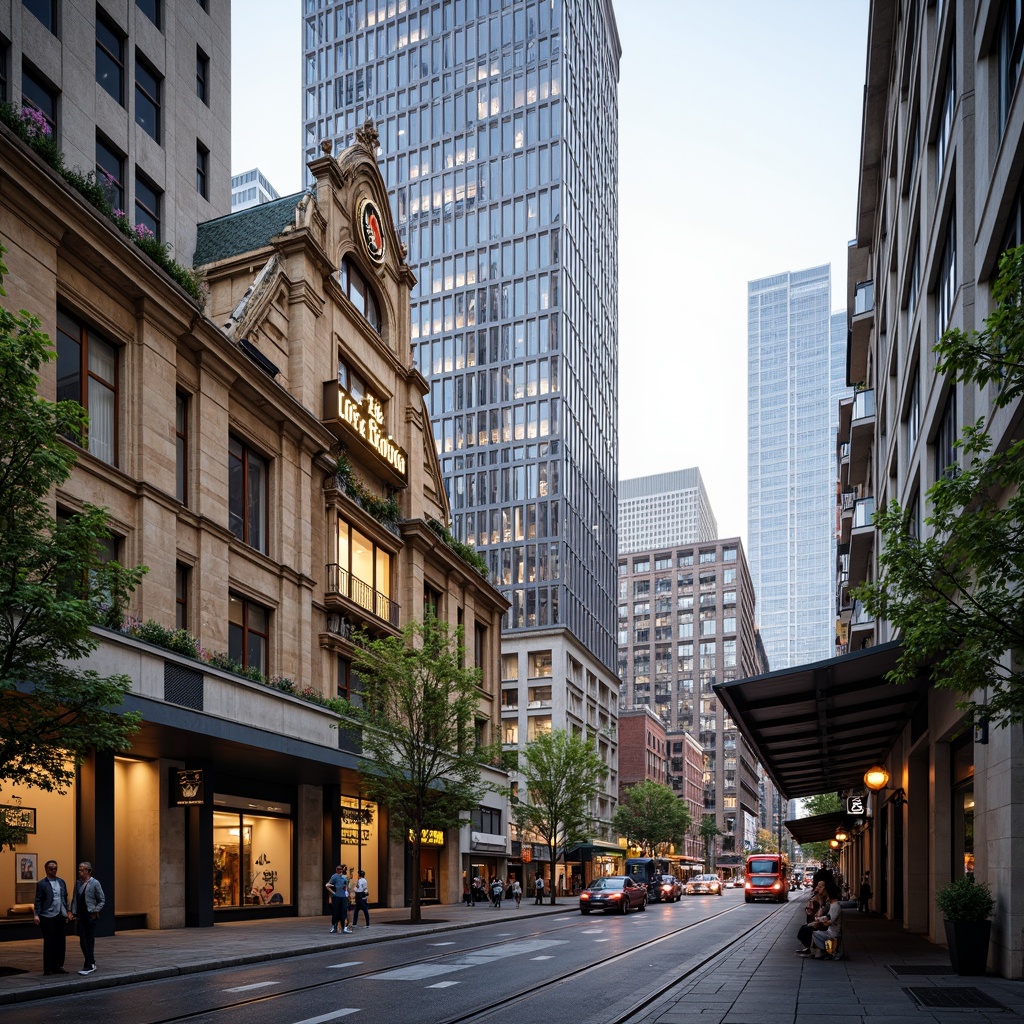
[513,729,608,903]
[697,814,722,872]
[752,828,779,853]
[341,614,492,923]
[0,245,145,849]
[612,779,691,856]
[798,792,843,865]
[854,244,1024,728]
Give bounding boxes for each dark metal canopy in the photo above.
[714,642,926,801]
[783,812,853,846]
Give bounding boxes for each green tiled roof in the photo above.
[194,192,307,265]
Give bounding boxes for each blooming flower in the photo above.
[20,106,52,139]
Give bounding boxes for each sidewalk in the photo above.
[0,898,571,1005]
[627,899,1024,1024]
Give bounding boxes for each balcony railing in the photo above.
[324,563,400,626]
[854,279,874,316]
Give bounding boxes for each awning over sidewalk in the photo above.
[784,811,853,845]
[714,642,927,800]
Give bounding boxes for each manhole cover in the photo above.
[906,987,1007,1010]
[889,965,956,976]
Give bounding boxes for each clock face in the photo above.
[358,198,386,264]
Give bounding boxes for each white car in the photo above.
[685,874,723,895]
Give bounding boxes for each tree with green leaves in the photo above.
[752,828,779,853]
[340,614,493,922]
[0,244,146,849]
[796,792,843,865]
[513,729,608,904]
[854,244,1024,729]
[612,779,691,856]
[697,813,722,872]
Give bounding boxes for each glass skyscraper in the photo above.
[303,0,620,671]
[747,265,849,671]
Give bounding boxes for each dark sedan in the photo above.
[579,876,648,914]
[650,874,683,902]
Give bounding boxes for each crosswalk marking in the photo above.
[370,938,568,981]
[427,981,460,988]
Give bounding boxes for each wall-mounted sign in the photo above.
[408,829,445,847]
[358,197,386,265]
[0,805,36,834]
[846,795,866,816]
[171,769,204,806]
[323,379,408,486]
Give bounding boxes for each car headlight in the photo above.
[581,893,590,900]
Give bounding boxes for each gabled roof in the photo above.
[194,192,307,266]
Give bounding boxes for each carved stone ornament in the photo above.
[355,119,380,155]
[321,139,333,156]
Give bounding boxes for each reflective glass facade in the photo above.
[303,0,620,669]
[746,266,849,670]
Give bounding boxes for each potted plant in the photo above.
[935,874,994,976]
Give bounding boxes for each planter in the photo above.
[943,919,991,976]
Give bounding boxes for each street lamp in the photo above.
[863,765,890,791]
[835,828,849,843]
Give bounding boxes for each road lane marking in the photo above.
[370,939,569,981]
[530,956,554,960]
[224,981,280,992]
[427,981,460,988]
[429,941,457,946]
[292,1011,360,1023]
[594,938,611,942]
[325,962,363,969]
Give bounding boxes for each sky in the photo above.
[232,1,870,543]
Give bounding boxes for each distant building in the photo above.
[618,469,718,555]
[617,706,669,794]
[2,0,231,264]
[230,168,280,212]
[747,266,850,670]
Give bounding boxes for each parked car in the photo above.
[649,874,683,902]
[579,876,648,914]
[685,874,723,896]
[729,877,744,888]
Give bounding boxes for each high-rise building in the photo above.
[618,469,718,555]
[305,0,624,871]
[616,538,765,876]
[1,0,232,264]
[230,167,280,211]
[747,265,850,670]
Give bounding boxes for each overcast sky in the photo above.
[232,1,870,543]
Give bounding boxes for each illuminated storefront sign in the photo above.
[323,380,408,486]
[409,829,445,847]
[171,769,204,806]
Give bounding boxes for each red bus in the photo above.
[744,853,790,903]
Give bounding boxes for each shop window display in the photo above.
[212,802,292,908]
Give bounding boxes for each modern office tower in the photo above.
[837,1,1024,968]
[306,1,624,869]
[230,167,280,211]
[619,469,718,555]
[1,0,232,264]
[747,265,850,670]
[617,539,765,877]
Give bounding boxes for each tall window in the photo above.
[175,391,189,504]
[136,0,161,29]
[936,39,955,182]
[424,584,441,618]
[21,65,57,134]
[905,367,920,452]
[96,13,124,105]
[23,0,57,33]
[935,390,959,482]
[134,171,161,238]
[196,46,209,104]
[135,55,161,142]
[936,211,957,339]
[96,135,125,210]
[175,563,190,630]
[339,256,382,333]
[228,594,268,673]
[56,309,117,465]
[338,521,392,617]
[196,141,209,198]
[228,436,268,553]
[998,0,1024,136]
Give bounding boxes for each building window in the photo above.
[23,0,57,33]
[96,12,124,105]
[56,309,117,465]
[196,141,209,198]
[175,391,189,504]
[339,256,382,333]
[423,584,441,618]
[134,170,161,238]
[474,622,486,672]
[175,563,190,630]
[699,549,716,564]
[228,436,268,553]
[135,54,161,142]
[935,390,958,482]
[528,650,552,677]
[196,46,209,104]
[908,236,920,312]
[936,39,955,183]
[936,211,956,339]
[136,0,161,29]
[905,367,920,452]
[471,807,501,833]
[228,593,268,673]
[998,0,1024,136]
[96,135,125,210]
[337,520,392,619]
[21,65,57,135]
[337,657,351,700]
[1,41,8,102]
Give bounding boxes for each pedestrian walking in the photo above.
[32,859,71,975]
[490,876,504,908]
[510,877,522,908]
[534,873,545,904]
[73,861,105,975]
[325,864,352,933]
[353,868,370,927]
[859,871,872,913]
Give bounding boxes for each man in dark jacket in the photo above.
[33,859,71,975]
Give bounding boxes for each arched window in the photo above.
[340,256,382,334]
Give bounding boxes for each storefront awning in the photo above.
[784,811,856,846]
[713,642,926,801]
[566,840,626,856]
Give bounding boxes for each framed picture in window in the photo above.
[1,805,36,834]
[18,854,38,883]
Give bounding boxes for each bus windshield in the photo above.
[747,858,780,874]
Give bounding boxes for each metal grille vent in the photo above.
[164,663,204,710]
[906,987,1008,1010]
